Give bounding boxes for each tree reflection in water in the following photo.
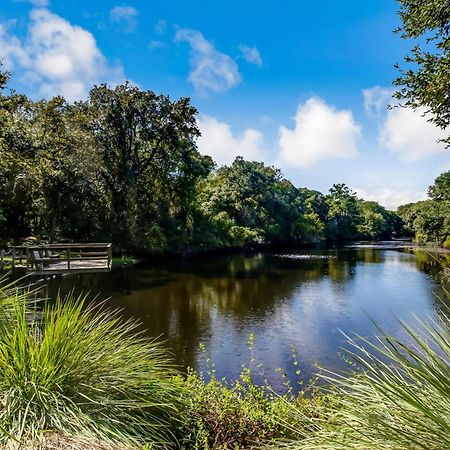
[45,246,449,391]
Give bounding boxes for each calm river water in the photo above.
[45,244,450,390]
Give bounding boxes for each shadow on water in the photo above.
[40,245,449,391]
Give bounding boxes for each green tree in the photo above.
[358,201,402,240]
[414,201,450,243]
[394,0,450,144]
[428,170,450,201]
[0,77,107,244]
[399,170,450,245]
[200,157,305,246]
[31,97,107,241]
[0,65,413,253]
[292,188,327,243]
[0,75,40,242]
[88,83,212,252]
[325,184,362,241]
[292,211,325,243]
[397,199,450,244]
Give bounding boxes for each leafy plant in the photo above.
[280,300,450,449]
[177,337,333,450]
[0,285,181,449]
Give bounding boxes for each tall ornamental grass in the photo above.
[282,298,450,450]
[0,285,181,449]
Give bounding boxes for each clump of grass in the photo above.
[0,285,181,449]
[282,302,450,449]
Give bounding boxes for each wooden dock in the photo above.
[1,243,112,275]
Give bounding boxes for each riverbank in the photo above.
[5,243,448,390]
[0,281,448,449]
[2,240,449,278]
[111,238,446,263]
[117,236,450,263]
[344,240,450,254]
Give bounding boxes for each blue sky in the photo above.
[1,0,449,209]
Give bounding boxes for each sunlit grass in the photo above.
[0,283,181,449]
[280,295,450,450]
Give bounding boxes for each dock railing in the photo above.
[4,243,112,274]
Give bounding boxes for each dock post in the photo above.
[108,245,112,269]
[68,248,71,270]
[12,248,16,270]
[0,250,3,270]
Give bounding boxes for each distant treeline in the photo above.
[0,70,448,253]
[397,171,450,248]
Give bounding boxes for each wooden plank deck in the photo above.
[4,243,112,275]
[31,259,111,275]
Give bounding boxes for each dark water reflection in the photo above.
[45,246,449,390]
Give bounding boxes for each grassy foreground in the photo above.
[0,283,181,449]
[282,308,450,450]
[0,280,449,449]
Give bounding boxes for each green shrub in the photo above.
[0,286,182,449]
[177,339,335,449]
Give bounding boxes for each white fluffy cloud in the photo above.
[276,97,361,168]
[197,115,266,166]
[0,8,125,101]
[0,21,29,71]
[174,28,241,93]
[363,86,393,118]
[379,106,447,161]
[363,85,448,160]
[110,6,138,32]
[238,44,263,67]
[354,188,427,210]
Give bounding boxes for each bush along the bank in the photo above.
[398,170,450,247]
[176,338,337,450]
[0,284,182,449]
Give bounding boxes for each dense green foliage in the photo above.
[398,170,450,246]
[176,337,335,450]
[0,285,181,449]
[394,0,450,145]
[391,0,450,247]
[199,165,403,248]
[0,68,404,254]
[429,170,450,201]
[0,68,214,254]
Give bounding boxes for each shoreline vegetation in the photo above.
[0,281,448,449]
[1,68,449,258]
[1,240,449,273]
